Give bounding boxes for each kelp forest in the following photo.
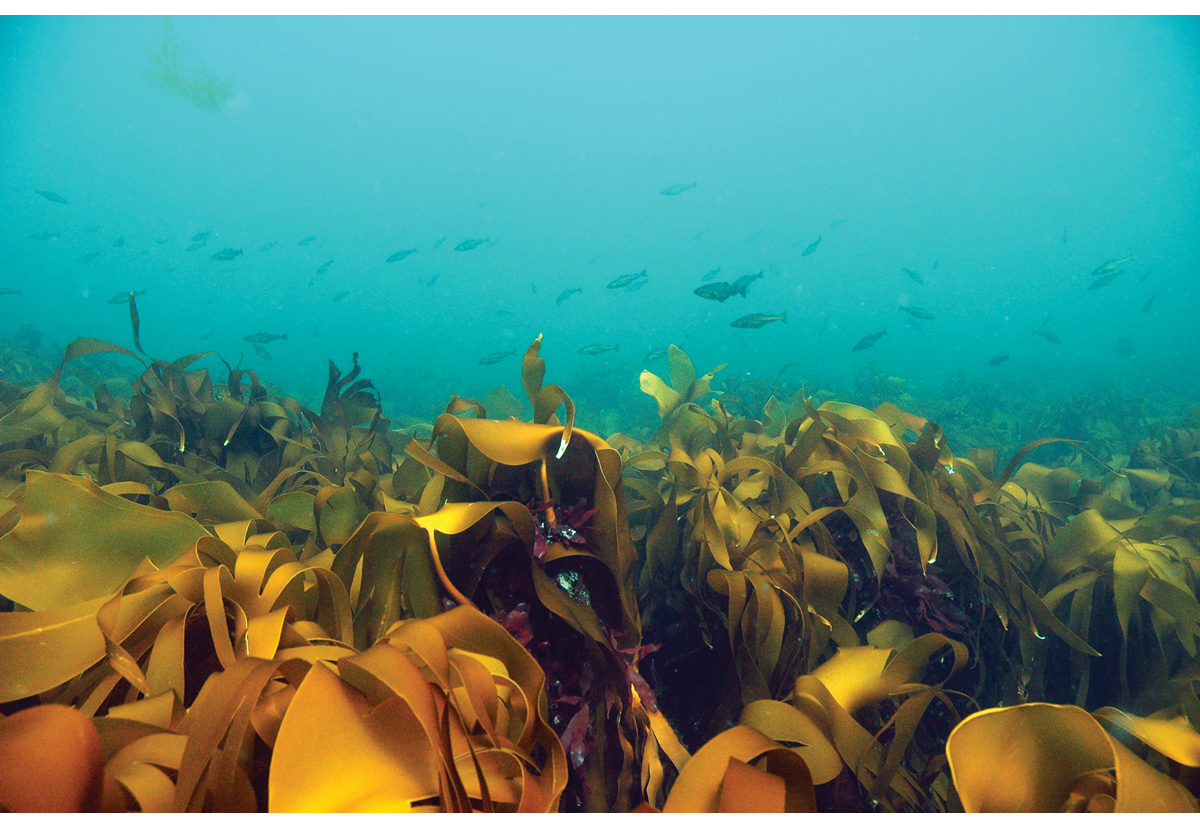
[1,324,1199,813]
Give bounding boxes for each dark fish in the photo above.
[852,329,887,351]
[531,283,538,294]
[700,267,721,283]
[733,270,764,293]
[36,190,67,204]
[1115,337,1136,358]
[113,236,125,248]
[1032,329,1062,344]
[316,259,334,275]
[254,344,271,360]
[731,311,787,329]
[200,331,214,341]
[386,248,417,262]
[1138,270,1151,283]
[298,236,316,246]
[108,289,146,304]
[1092,256,1132,275]
[587,254,603,265]
[455,237,489,251]
[28,231,58,241]
[829,217,848,229]
[433,236,446,249]
[244,332,287,344]
[78,251,100,263]
[988,354,1010,366]
[425,273,440,287]
[0,287,23,295]
[185,241,206,252]
[901,267,924,284]
[1088,271,1122,290]
[694,281,745,302]
[608,269,648,290]
[478,348,517,365]
[191,231,212,243]
[556,287,582,306]
[331,291,350,302]
[578,343,619,355]
[258,241,277,252]
[899,304,935,320]
[1142,294,1156,313]
[800,236,821,257]
[660,182,696,196]
[210,248,243,261]
[644,346,670,363]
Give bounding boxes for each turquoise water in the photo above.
[2,16,1198,437]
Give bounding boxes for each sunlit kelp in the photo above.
[144,17,235,113]
[1,335,1199,812]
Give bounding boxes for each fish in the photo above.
[433,236,446,249]
[258,241,277,252]
[733,270,764,293]
[1032,329,1062,344]
[331,291,350,302]
[0,287,23,295]
[78,251,100,263]
[644,347,670,363]
[829,217,848,229]
[899,304,936,320]
[556,287,582,306]
[901,267,924,284]
[1062,226,1069,244]
[36,190,67,204]
[1092,256,1132,275]
[455,237,490,251]
[154,237,169,245]
[28,231,58,241]
[587,254,603,265]
[200,331,214,341]
[210,248,244,261]
[660,183,696,196]
[988,354,1010,366]
[108,289,146,304]
[386,248,417,262]
[316,259,334,275]
[1138,270,1151,283]
[184,241,206,252]
[700,267,721,283]
[731,311,787,329]
[693,228,709,240]
[693,281,745,302]
[244,332,287,344]
[298,236,316,246]
[478,349,517,365]
[425,273,440,287]
[578,343,619,355]
[1115,337,1136,358]
[800,236,821,257]
[531,283,538,294]
[1087,271,1124,290]
[191,231,212,243]
[254,344,271,360]
[81,224,103,233]
[852,329,887,351]
[113,236,125,248]
[1142,294,1156,313]
[608,269,648,290]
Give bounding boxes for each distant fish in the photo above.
[1142,294,1156,313]
[693,228,709,241]
[1092,256,1133,276]
[81,224,103,233]
[660,183,696,196]
[244,332,287,343]
[1087,271,1123,290]
[433,236,446,249]
[1137,270,1151,283]
[1115,337,1136,358]
[731,311,787,329]
[200,331,214,341]
[733,270,764,294]
[587,254,603,265]
[578,343,619,355]
[425,273,440,287]
[644,346,670,363]
[258,241,278,252]
[1062,226,1069,244]
[829,217,848,229]
[108,289,146,304]
[191,231,212,243]
[608,269,648,290]
[316,259,334,275]
[852,329,887,351]
[901,267,924,284]
[556,287,582,306]
[184,241,206,252]
[531,283,538,294]
[154,237,169,245]
[988,354,1010,366]
[478,348,517,365]
[211,248,243,261]
[1032,329,1062,344]
[253,344,271,359]
[78,251,100,263]
[113,236,125,248]
[800,236,821,257]
[899,304,935,320]
[35,190,67,204]
[331,291,350,302]
[28,231,58,241]
[0,287,23,296]
[455,237,489,251]
[386,248,417,262]
[700,267,721,283]
[298,236,316,246]
[694,281,745,302]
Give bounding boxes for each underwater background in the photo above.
[2,15,1198,445]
